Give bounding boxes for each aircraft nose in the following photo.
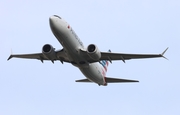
[49,15,62,27]
[49,16,55,24]
[49,16,57,29]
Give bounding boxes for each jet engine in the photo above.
[42,44,57,61]
[87,44,101,60]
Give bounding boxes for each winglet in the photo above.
[161,47,169,60]
[7,49,13,61]
[7,55,13,61]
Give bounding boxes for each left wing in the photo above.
[80,47,168,63]
[7,49,70,63]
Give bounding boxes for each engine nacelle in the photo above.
[42,44,57,60]
[87,44,101,60]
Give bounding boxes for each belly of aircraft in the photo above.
[79,63,104,85]
[56,31,86,64]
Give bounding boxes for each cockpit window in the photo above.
[53,15,61,19]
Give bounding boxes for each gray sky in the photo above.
[1,0,179,115]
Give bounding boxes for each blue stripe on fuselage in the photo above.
[100,49,111,69]
[100,60,107,67]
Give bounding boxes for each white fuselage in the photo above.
[49,15,107,86]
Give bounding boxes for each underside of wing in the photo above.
[7,48,70,63]
[105,77,139,83]
[7,53,45,60]
[101,52,162,61]
[80,47,168,63]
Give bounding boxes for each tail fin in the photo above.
[100,49,111,72]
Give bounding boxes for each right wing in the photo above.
[7,49,70,63]
[80,47,168,63]
[100,48,168,63]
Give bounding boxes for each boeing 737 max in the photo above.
[7,15,168,86]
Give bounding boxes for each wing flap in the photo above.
[105,77,139,83]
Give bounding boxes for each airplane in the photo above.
[7,15,168,86]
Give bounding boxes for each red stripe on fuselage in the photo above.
[102,69,107,86]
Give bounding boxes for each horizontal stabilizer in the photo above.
[105,77,139,83]
[76,79,91,82]
[76,77,139,83]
